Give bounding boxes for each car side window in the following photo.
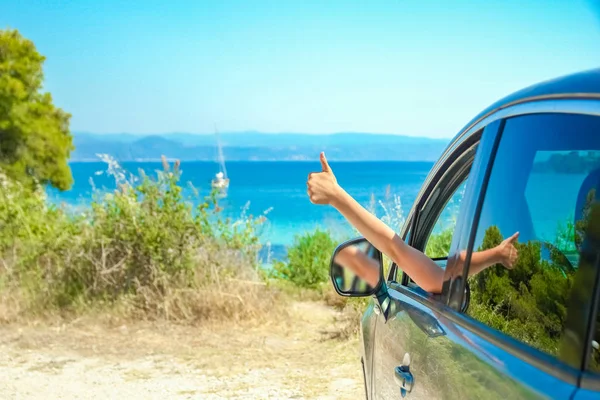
[466,113,600,360]
[586,211,600,374]
[417,140,479,266]
[424,180,467,259]
[592,312,600,373]
[395,138,480,287]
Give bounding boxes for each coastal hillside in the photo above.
[71,132,451,162]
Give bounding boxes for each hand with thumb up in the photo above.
[497,232,520,269]
[307,152,342,205]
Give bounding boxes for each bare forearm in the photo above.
[462,248,501,276]
[332,188,396,256]
[331,187,444,293]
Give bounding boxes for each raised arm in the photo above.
[307,152,445,293]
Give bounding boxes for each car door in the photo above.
[371,107,600,399]
[573,176,600,399]
[574,264,600,400]
[369,120,536,400]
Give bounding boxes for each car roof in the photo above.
[456,68,600,139]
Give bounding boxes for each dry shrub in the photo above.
[125,243,286,324]
[0,287,23,324]
[318,303,365,341]
[319,283,370,341]
[0,157,280,325]
[322,283,348,311]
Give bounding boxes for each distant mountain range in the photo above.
[71,131,451,162]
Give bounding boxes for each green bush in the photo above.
[467,224,576,356]
[0,157,272,322]
[272,229,337,289]
[425,227,453,259]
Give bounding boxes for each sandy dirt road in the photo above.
[0,302,364,400]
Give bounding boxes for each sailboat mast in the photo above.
[215,128,227,179]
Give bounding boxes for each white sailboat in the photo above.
[211,128,229,192]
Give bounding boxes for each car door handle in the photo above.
[394,365,414,397]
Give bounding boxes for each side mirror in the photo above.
[330,237,384,297]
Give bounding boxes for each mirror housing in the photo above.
[330,237,384,297]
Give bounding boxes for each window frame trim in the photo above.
[389,132,482,284]
[390,99,600,388]
[392,98,600,284]
[400,137,481,286]
[465,111,600,376]
[416,143,479,257]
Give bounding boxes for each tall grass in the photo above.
[367,184,406,235]
[0,156,278,323]
[367,184,406,276]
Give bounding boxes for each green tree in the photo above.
[0,29,73,190]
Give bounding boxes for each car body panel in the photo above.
[453,68,600,150]
[574,390,600,400]
[357,70,600,399]
[370,114,582,398]
[396,68,600,267]
[574,373,600,399]
[359,302,378,398]
[371,284,578,400]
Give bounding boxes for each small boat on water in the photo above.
[211,128,229,195]
[212,171,229,189]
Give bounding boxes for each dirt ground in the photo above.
[0,302,364,400]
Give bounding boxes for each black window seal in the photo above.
[415,153,475,253]
[459,119,505,290]
[395,132,481,287]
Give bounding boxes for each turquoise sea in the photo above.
[47,161,582,261]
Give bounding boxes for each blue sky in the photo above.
[2,0,600,138]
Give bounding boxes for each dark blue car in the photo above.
[329,69,600,399]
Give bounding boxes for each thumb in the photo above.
[320,152,332,173]
[506,231,520,243]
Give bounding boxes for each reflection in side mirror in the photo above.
[330,237,383,297]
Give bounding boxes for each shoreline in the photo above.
[66,159,438,163]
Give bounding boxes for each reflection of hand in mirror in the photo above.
[334,245,380,288]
